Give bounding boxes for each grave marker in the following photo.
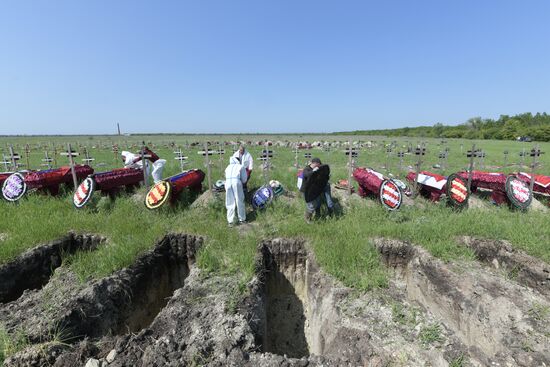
[198,142,214,192]
[519,148,527,168]
[8,145,21,171]
[60,143,79,189]
[81,148,95,166]
[112,144,119,163]
[217,142,225,175]
[345,141,358,195]
[139,142,152,189]
[466,144,477,194]
[396,151,405,173]
[528,146,544,195]
[173,148,188,172]
[24,144,31,170]
[41,151,53,169]
[412,143,426,197]
[259,144,274,183]
[385,146,393,173]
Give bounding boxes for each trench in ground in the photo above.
[58,234,201,340]
[114,235,194,334]
[0,233,103,304]
[374,238,550,365]
[253,239,341,359]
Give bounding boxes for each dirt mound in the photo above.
[529,197,548,212]
[467,195,489,210]
[189,189,222,209]
[330,184,374,210]
[374,238,550,366]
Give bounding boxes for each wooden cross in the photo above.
[25,144,31,170]
[477,150,486,170]
[466,144,477,194]
[81,148,95,166]
[345,141,358,196]
[41,151,53,169]
[436,151,449,170]
[137,143,153,189]
[519,148,527,168]
[60,143,79,189]
[173,148,188,172]
[0,154,10,171]
[529,146,544,194]
[412,143,426,197]
[7,145,22,171]
[259,144,274,184]
[112,144,120,163]
[199,142,213,192]
[217,142,225,175]
[396,151,405,173]
[385,146,393,173]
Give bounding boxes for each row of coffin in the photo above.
[352,167,549,211]
[2,164,548,212]
[0,165,205,210]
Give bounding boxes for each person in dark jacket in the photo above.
[300,158,334,222]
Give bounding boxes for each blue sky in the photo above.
[1,1,549,135]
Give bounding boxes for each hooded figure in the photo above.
[225,156,248,225]
[232,145,253,178]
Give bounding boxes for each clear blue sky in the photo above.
[1,1,549,135]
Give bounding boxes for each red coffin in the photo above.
[92,168,143,191]
[405,171,447,202]
[168,169,205,196]
[517,172,550,196]
[353,167,385,197]
[456,171,508,204]
[25,165,94,195]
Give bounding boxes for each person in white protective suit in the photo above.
[231,145,253,190]
[121,147,166,183]
[225,156,248,225]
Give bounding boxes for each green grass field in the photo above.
[1,134,549,293]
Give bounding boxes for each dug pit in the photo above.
[55,233,201,339]
[374,238,550,366]
[247,239,370,364]
[0,233,201,346]
[0,233,104,304]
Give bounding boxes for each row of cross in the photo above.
[2,142,547,198]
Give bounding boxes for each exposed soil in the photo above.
[2,236,549,366]
[0,233,200,347]
[0,233,104,304]
[374,238,550,366]
[459,236,550,298]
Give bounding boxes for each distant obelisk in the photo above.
[117,123,121,135]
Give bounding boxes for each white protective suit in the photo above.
[225,156,248,224]
[122,151,150,174]
[151,159,167,183]
[121,151,166,183]
[231,149,253,172]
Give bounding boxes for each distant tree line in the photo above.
[337,112,550,141]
